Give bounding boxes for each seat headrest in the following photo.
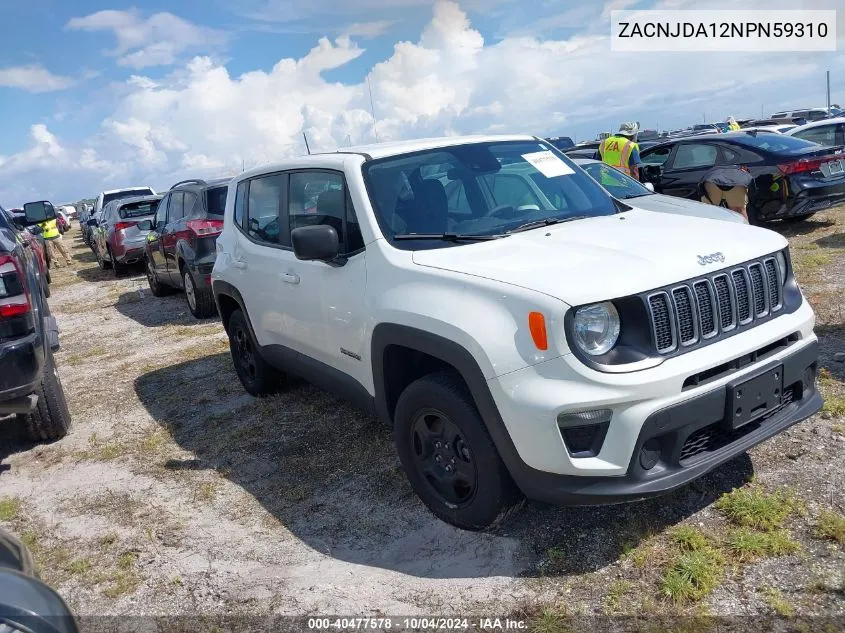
[316,189,344,216]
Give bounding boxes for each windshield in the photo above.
[362,141,617,248]
[580,163,653,199]
[103,189,154,207]
[206,186,227,216]
[119,199,159,219]
[733,134,824,154]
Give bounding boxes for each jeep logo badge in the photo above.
[697,252,725,266]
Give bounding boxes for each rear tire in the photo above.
[96,244,111,270]
[111,250,127,277]
[183,269,216,319]
[20,347,72,442]
[227,309,282,396]
[393,371,522,531]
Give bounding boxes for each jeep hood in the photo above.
[411,209,787,306]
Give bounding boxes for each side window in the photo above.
[795,125,837,146]
[167,192,184,224]
[289,171,344,241]
[233,182,247,229]
[154,195,169,229]
[720,146,741,163]
[182,192,198,218]
[671,144,718,170]
[483,174,542,209]
[246,173,285,245]
[641,146,672,165]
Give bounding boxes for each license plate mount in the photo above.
[827,160,844,176]
[725,364,784,431]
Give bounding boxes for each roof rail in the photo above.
[170,179,206,189]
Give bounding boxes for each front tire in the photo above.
[227,309,282,396]
[184,269,216,319]
[20,347,72,442]
[393,371,522,530]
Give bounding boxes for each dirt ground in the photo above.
[1,210,844,630]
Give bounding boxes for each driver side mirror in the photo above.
[291,225,340,263]
[23,201,56,226]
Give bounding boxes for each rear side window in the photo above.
[168,192,185,223]
[246,174,286,246]
[671,144,718,169]
[206,186,227,216]
[794,125,837,146]
[233,182,246,229]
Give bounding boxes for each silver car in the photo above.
[93,194,163,276]
[574,158,747,224]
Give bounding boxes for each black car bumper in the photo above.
[0,316,59,413]
[513,341,821,505]
[767,174,845,219]
[187,254,217,290]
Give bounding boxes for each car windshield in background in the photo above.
[103,189,154,207]
[118,200,159,219]
[581,163,653,200]
[363,141,617,247]
[732,134,826,154]
[206,186,227,216]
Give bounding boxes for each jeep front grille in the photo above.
[646,256,783,355]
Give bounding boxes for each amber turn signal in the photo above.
[528,312,548,350]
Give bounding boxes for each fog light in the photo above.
[557,409,612,458]
[640,439,661,471]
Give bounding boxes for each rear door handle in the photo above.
[281,272,300,284]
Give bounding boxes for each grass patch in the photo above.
[821,396,845,419]
[102,551,142,598]
[660,547,725,603]
[526,607,571,633]
[794,251,832,273]
[603,579,632,614]
[724,528,799,561]
[715,486,801,531]
[659,526,725,604]
[0,497,22,522]
[814,510,845,545]
[763,587,795,617]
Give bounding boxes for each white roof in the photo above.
[785,117,845,135]
[340,134,538,159]
[101,186,153,195]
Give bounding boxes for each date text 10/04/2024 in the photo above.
[306,618,528,630]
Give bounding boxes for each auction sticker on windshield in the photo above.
[521,151,575,178]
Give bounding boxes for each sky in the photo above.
[0,0,843,206]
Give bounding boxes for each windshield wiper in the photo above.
[509,216,590,234]
[623,193,654,199]
[393,232,510,242]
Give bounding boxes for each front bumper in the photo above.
[511,341,820,505]
[486,299,820,504]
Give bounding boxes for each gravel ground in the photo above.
[0,212,844,631]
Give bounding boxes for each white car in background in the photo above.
[574,159,747,224]
[741,125,796,135]
[785,117,845,147]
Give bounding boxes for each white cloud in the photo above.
[343,20,397,38]
[0,65,74,93]
[2,0,844,206]
[66,10,227,68]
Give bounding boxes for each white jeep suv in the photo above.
[211,135,822,530]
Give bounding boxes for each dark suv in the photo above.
[142,178,229,318]
[0,202,71,442]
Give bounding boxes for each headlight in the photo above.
[573,302,621,356]
[775,251,787,284]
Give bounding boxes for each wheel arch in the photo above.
[371,323,529,491]
[211,280,249,333]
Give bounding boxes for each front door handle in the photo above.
[281,272,300,284]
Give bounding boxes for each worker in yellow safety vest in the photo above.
[38,207,72,267]
[727,116,741,131]
[598,122,642,180]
